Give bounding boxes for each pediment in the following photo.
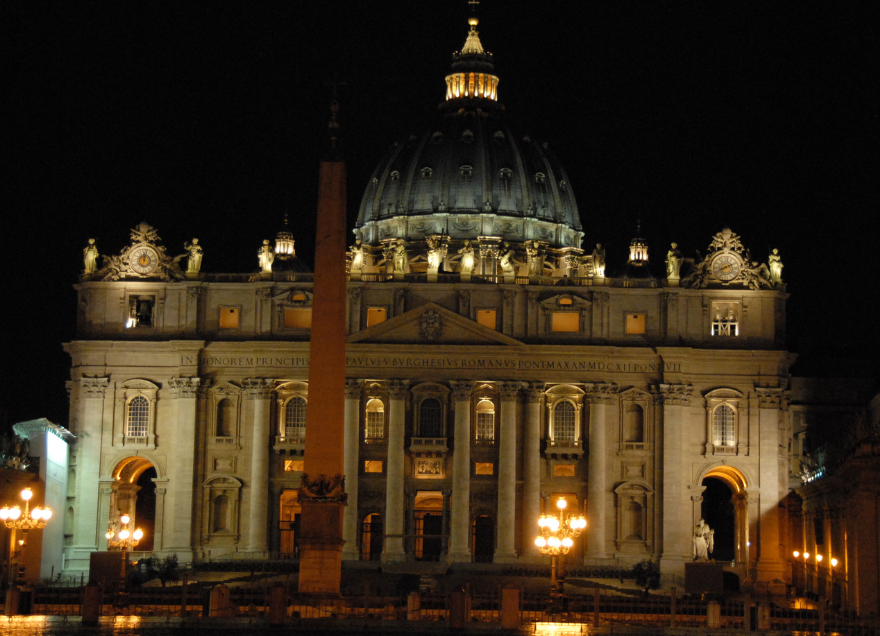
[122,379,159,390]
[347,302,523,346]
[539,293,591,310]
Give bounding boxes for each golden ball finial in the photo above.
[468,17,479,27]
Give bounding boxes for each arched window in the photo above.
[553,401,576,442]
[713,404,736,447]
[216,399,234,437]
[285,397,307,442]
[213,495,229,532]
[624,404,644,443]
[126,396,150,437]
[419,398,443,437]
[476,400,495,442]
[365,398,385,440]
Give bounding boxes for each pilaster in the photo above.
[163,377,201,562]
[448,380,474,562]
[586,382,617,561]
[383,379,409,562]
[243,377,274,552]
[342,379,362,560]
[495,381,520,562]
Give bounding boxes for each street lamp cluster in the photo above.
[535,499,587,611]
[0,488,52,585]
[105,514,144,551]
[793,550,840,601]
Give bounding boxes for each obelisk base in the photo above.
[298,500,345,595]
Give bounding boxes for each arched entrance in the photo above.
[700,465,749,564]
[279,490,301,557]
[472,515,494,563]
[360,513,383,561]
[414,491,444,561]
[110,457,157,551]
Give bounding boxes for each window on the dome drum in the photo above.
[553,401,576,442]
[419,399,443,437]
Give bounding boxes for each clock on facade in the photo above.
[710,254,741,281]
[129,246,160,275]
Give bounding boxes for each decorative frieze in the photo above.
[169,377,201,399]
[756,387,790,409]
[82,377,110,399]
[654,383,694,406]
[242,377,274,399]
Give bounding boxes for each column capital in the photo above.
[169,376,201,399]
[449,381,474,401]
[345,379,363,399]
[587,382,618,404]
[499,381,521,401]
[756,387,790,410]
[81,377,110,399]
[242,377,275,399]
[653,383,694,406]
[523,383,545,403]
[386,379,409,400]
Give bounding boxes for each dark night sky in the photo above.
[3,1,878,429]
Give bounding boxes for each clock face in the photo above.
[711,254,741,281]
[130,246,159,275]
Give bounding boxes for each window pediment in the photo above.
[122,379,159,391]
[540,294,591,310]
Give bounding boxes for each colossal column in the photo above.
[756,388,787,580]
[298,100,348,594]
[657,383,693,577]
[448,381,473,562]
[521,383,544,557]
[586,383,616,560]
[244,377,273,552]
[495,382,520,561]
[164,377,200,560]
[383,380,408,561]
[341,380,362,560]
[69,377,109,572]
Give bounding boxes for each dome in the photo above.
[355,17,583,253]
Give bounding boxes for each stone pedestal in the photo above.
[298,500,345,594]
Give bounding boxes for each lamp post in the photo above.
[0,488,52,586]
[534,498,587,614]
[105,514,145,592]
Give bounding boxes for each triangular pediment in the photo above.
[347,302,523,346]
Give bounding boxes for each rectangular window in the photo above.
[283,460,304,472]
[366,411,384,440]
[626,313,646,335]
[476,309,497,330]
[219,307,240,329]
[366,307,387,327]
[711,302,740,336]
[476,413,495,442]
[284,308,313,329]
[553,463,576,477]
[364,460,383,474]
[475,462,494,475]
[551,312,579,332]
[127,295,156,328]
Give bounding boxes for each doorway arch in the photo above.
[109,456,158,551]
[697,465,749,564]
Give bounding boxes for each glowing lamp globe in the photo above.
[535,537,546,548]
[20,489,33,502]
[562,537,573,548]
[133,529,144,541]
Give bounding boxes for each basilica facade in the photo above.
[63,16,794,586]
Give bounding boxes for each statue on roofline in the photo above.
[457,239,475,275]
[184,238,203,273]
[83,238,99,274]
[258,240,274,273]
[768,248,783,284]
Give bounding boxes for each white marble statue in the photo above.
[392,241,408,274]
[350,239,364,272]
[258,240,274,273]
[184,238,203,273]
[768,248,783,284]
[458,240,475,275]
[426,235,446,272]
[666,242,683,279]
[592,244,606,277]
[525,241,541,276]
[500,243,517,275]
[83,238,99,274]
[693,518,713,562]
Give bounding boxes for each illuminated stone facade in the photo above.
[62,16,796,587]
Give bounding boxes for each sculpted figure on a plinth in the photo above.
[258,240,274,273]
[184,238,203,274]
[392,240,408,276]
[500,243,517,278]
[592,244,606,277]
[666,242,683,279]
[693,518,714,562]
[83,238,99,274]
[349,239,364,273]
[457,239,475,277]
[768,248,783,284]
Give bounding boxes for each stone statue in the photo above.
[499,242,517,275]
[458,240,475,275]
[525,241,541,276]
[184,238,203,273]
[768,248,783,284]
[666,242,683,279]
[392,240,408,274]
[426,235,447,272]
[592,244,606,277]
[349,239,364,272]
[693,518,713,562]
[258,240,274,273]
[83,238,99,274]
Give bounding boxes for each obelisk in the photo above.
[297,99,348,594]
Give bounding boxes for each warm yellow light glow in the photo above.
[816,554,823,563]
[793,551,800,558]
[20,489,33,502]
[119,529,130,541]
[106,531,113,540]
[42,509,52,521]
[804,552,810,559]
[133,529,144,541]
[9,508,21,521]
[31,508,42,520]
[562,537,573,548]
[120,515,131,525]
[556,499,567,510]
[0,508,8,520]
[831,558,838,567]
[538,517,547,528]
[548,537,561,548]
[535,537,546,548]
[548,518,559,532]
